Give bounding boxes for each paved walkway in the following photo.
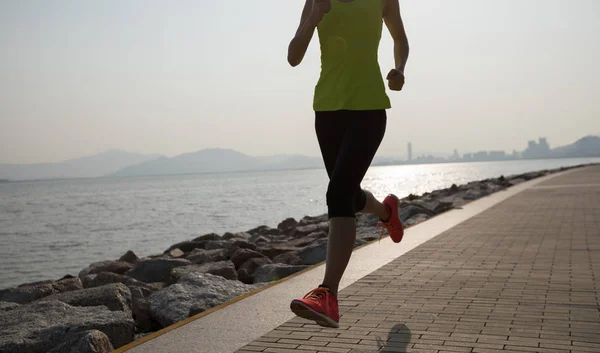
[236,166,600,353]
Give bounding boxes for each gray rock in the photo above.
[130,286,155,333]
[272,252,304,265]
[39,283,131,312]
[222,232,250,240]
[225,239,259,258]
[254,264,309,283]
[509,177,526,185]
[398,204,435,223]
[277,217,298,232]
[82,272,151,292]
[356,213,379,227]
[0,301,20,311]
[46,330,114,353]
[185,248,228,265]
[79,260,133,277]
[413,199,454,214]
[167,248,185,258]
[193,233,221,241]
[170,261,238,282]
[253,236,271,245]
[0,283,56,304]
[149,273,260,328]
[188,303,207,317]
[247,225,283,237]
[290,222,329,238]
[17,279,54,288]
[118,250,139,264]
[288,231,328,247]
[237,257,273,284]
[297,238,328,265]
[258,246,297,259]
[52,277,84,293]
[0,300,134,352]
[125,258,191,284]
[405,213,430,226]
[297,214,328,226]
[230,248,269,269]
[164,240,206,254]
[204,240,234,250]
[463,187,490,200]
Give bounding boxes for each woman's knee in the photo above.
[326,182,362,218]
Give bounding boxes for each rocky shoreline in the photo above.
[0,165,589,353]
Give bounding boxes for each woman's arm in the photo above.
[383,0,409,74]
[287,0,330,67]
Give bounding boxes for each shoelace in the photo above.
[303,287,329,301]
[376,221,396,242]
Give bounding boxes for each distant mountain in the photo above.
[0,149,161,181]
[109,149,322,177]
[552,135,600,158]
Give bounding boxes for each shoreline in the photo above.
[0,164,595,353]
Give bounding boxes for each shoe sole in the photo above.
[386,194,405,243]
[290,300,339,328]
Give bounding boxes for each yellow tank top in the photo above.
[314,0,391,112]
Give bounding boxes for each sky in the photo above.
[1,0,599,164]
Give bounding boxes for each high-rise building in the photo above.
[408,142,412,162]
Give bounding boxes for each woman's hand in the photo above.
[387,69,405,91]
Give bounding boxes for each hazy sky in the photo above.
[1,0,599,164]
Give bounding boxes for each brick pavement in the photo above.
[236,166,600,353]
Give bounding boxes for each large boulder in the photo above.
[296,238,328,265]
[277,218,298,232]
[0,283,56,304]
[170,261,238,282]
[398,204,435,223]
[287,231,328,247]
[247,225,283,237]
[412,198,454,215]
[118,250,139,264]
[81,272,151,292]
[52,277,84,293]
[38,283,131,312]
[193,233,221,242]
[297,214,328,226]
[149,273,261,328]
[258,246,297,259]
[272,252,304,266]
[164,241,206,254]
[405,213,430,227]
[46,330,114,353]
[0,300,134,352]
[129,286,156,333]
[185,249,228,265]
[254,264,309,283]
[290,222,329,238]
[225,239,258,258]
[125,258,191,284]
[167,248,185,258]
[0,301,20,312]
[78,260,133,277]
[230,248,269,269]
[222,232,250,240]
[237,257,273,284]
[204,240,234,251]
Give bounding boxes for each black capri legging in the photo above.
[315,109,387,218]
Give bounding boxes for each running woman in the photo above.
[287,0,410,328]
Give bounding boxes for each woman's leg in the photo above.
[318,110,387,295]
